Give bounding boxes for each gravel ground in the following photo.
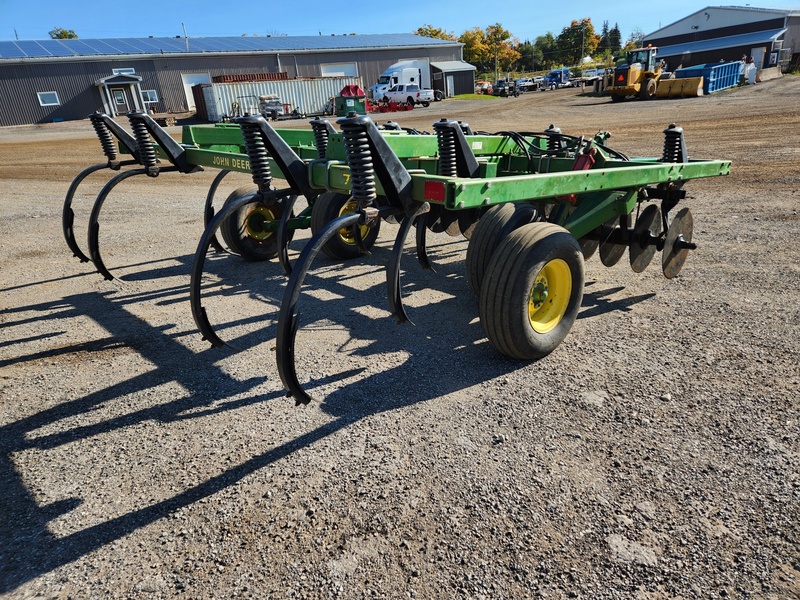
[1,77,799,599]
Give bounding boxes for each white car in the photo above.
[515,78,535,91]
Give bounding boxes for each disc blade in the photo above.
[599,214,631,267]
[629,204,663,273]
[662,207,694,279]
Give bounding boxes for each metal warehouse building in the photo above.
[0,34,475,127]
[643,5,800,71]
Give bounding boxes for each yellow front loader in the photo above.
[607,46,703,101]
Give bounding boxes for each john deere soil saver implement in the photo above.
[64,112,730,405]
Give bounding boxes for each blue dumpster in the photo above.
[674,61,741,94]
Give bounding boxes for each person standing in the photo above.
[739,54,747,84]
[745,56,757,85]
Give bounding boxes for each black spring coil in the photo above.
[310,119,330,160]
[545,124,562,152]
[340,122,376,204]
[662,124,686,163]
[129,117,157,168]
[239,122,272,193]
[436,125,458,177]
[89,113,118,161]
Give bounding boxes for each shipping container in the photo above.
[201,77,362,122]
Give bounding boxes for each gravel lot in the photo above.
[1,77,799,599]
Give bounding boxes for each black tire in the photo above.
[610,93,625,103]
[640,78,657,100]
[421,101,430,108]
[219,186,291,261]
[479,223,585,360]
[310,192,380,260]
[434,90,444,101]
[407,96,415,105]
[382,96,390,103]
[465,203,538,295]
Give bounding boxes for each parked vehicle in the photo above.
[368,59,443,101]
[545,68,572,89]
[492,80,519,97]
[381,84,434,106]
[515,78,540,92]
[475,81,493,94]
[607,47,664,101]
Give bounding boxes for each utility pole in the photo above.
[580,23,586,63]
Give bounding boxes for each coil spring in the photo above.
[662,123,687,163]
[310,119,330,160]
[545,124,562,152]
[239,121,272,193]
[89,113,119,161]
[340,122,376,204]
[435,122,458,177]
[129,116,157,168]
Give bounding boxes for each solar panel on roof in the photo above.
[15,41,52,57]
[68,40,107,55]
[37,39,76,55]
[78,39,117,54]
[128,38,162,52]
[0,42,27,58]
[0,33,456,59]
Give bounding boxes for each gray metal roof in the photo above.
[0,33,457,59]
[431,61,476,72]
[656,27,787,57]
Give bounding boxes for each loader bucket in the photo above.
[680,77,704,97]
[655,79,680,98]
[655,77,704,98]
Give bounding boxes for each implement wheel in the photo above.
[220,186,292,261]
[466,203,539,295]
[310,191,380,260]
[480,223,585,360]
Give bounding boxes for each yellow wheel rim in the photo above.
[337,199,369,245]
[528,258,572,334]
[245,204,277,241]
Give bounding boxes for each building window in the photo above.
[320,62,358,77]
[37,91,60,106]
[142,90,158,103]
[113,68,136,75]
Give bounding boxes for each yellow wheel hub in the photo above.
[245,204,277,241]
[337,199,369,245]
[528,258,572,334]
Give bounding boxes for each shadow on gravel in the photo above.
[579,283,656,320]
[0,239,652,592]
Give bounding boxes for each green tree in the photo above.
[49,27,78,39]
[516,40,535,72]
[485,23,518,81]
[598,21,610,54]
[413,24,456,41]
[555,18,599,65]
[459,27,489,71]
[625,27,645,49]
[608,23,622,55]
[534,33,558,70]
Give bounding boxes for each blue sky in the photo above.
[1,0,796,43]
